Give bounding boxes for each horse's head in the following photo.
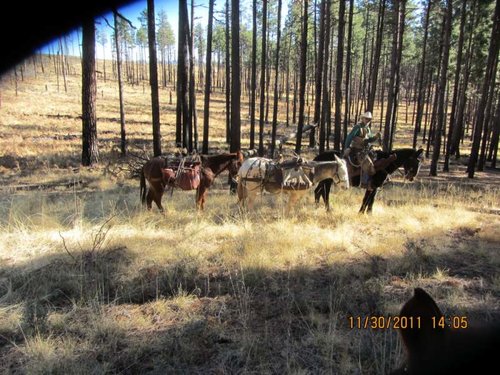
[403,148,424,182]
[334,154,350,190]
[392,288,500,375]
[228,151,244,181]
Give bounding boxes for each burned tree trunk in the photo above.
[147,0,161,156]
[82,17,99,166]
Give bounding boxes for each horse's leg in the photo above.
[152,183,164,212]
[324,180,332,211]
[314,182,323,206]
[366,188,378,214]
[359,189,372,214]
[237,181,247,209]
[197,181,210,211]
[146,189,154,210]
[196,186,204,210]
[286,191,304,215]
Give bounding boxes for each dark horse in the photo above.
[140,151,243,212]
[391,288,500,374]
[314,148,423,214]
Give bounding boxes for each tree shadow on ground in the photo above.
[0,222,499,374]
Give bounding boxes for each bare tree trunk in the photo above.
[295,0,308,154]
[412,0,431,149]
[451,0,477,159]
[230,0,241,153]
[333,0,345,151]
[383,0,406,151]
[258,0,268,155]
[430,0,452,176]
[312,0,326,148]
[489,96,500,168]
[367,0,386,113]
[177,0,191,149]
[478,56,498,170]
[225,0,231,145]
[202,0,214,154]
[82,17,99,166]
[319,0,331,154]
[113,11,127,156]
[443,0,466,170]
[59,38,68,92]
[467,0,500,177]
[270,0,282,156]
[189,0,197,151]
[344,0,354,142]
[249,0,257,149]
[148,0,161,156]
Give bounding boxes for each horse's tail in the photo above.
[140,167,147,205]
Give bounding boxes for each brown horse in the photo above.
[140,151,243,211]
[392,288,500,374]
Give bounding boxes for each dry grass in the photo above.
[0,56,499,374]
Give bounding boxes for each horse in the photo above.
[314,148,423,213]
[237,155,349,214]
[140,151,243,212]
[391,288,500,375]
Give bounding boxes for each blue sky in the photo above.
[40,0,290,60]
[41,0,207,59]
[39,0,254,59]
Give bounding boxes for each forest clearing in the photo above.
[1,0,499,373]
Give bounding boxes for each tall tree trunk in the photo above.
[113,12,127,157]
[312,0,326,148]
[344,0,354,142]
[430,0,452,176]
[270,0,282,156]
[478,56,498,170]
[249,0,257,149]
[202,0,214,154]
[443,0,467,171]
[367,0,386,113]
[82,17,99,166]
[412,0,431,149]
[383,0,406,151]
[59,38,68,93]
[148,0,161,156]
[489,96,500,168]
[319,0,331,153]
[225,0,231,145]
[467,0,500,177]
[295,0,308,154]
[177,0,190,149]
[258,0,268,155]
[188,0,197,151]
[333,0,345,151]
[230,0,241,153]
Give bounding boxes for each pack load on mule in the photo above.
[240,155,315,191]
[141,151,243,212]
[237,154,349,213]
[160,154,202,191]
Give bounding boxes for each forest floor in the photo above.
[0,57,499,374]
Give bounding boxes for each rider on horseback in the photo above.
[343,111,381,188]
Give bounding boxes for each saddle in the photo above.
[266,157,313,191]
[161,158,201,191]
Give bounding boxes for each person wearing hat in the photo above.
[343,111,381,188]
